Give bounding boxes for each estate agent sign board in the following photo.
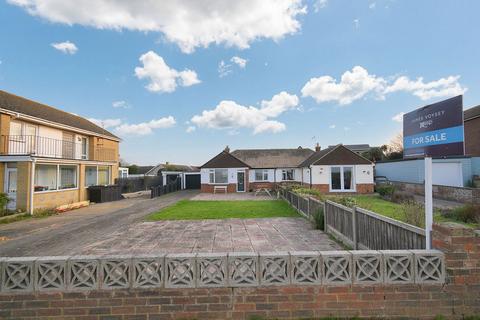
[403,95,464,158]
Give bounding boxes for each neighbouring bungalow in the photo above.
[200,144,374,194]
[0,90,120,213]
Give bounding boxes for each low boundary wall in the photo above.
[391,180,480,204]
[0,225,478,319]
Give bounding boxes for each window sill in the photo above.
[35,187,79,194]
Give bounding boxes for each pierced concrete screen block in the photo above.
[412,250,445,284]
[101,256,131,290]
[290,251,321,285]
[381,250,414,284]
[67,256,99,291]
[352,251,382,284]
[2,258,35,292]
[197,253,227,287]
[165,254,196,288]
[35,257,68,291]
[228,252,259,287]
[260,252,290,286]
[132,255,164,289]
[322,251,352,285]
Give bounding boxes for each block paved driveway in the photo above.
[0,191,341,257]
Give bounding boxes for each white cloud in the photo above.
[301,66,466,105]
[301,66,385,105]
[231,56,247,68]
[10,0,306,54]
[186,126,196,133]
[51,41,78,54]
[314,0,328,12]
[369,2,376,9]
[218,56,248,77]
[329,124,336,129]
[218,60,232,78]
[384,75,466,101]
[191,91,299,134]
[88,118,122,129]
[392,112,405,123]
[112,100,130,109]
[114,117,176,136]
[134,51,200,93]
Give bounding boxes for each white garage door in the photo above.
[432,162,463,187]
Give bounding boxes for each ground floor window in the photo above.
[85,166,98,186]
[282,169,295,181]
[35,164,78,192]
[330,166,354,191]
[255,169,269,181]
[209,169,228,184]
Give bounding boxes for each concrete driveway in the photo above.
[0,190,198,257]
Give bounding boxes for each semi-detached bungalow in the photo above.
[200,144,374,194]
[0,90,120,213]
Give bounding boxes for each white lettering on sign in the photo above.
[410,110,446,124]
[411,133,447,145]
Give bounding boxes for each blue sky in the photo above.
[0,0,479,165]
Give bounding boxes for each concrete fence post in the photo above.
[352,206,358,250]
[323,202,328,233]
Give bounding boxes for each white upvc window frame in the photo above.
[281,169,295,181]
[254,169,269,182]
[34,163,79,193]
[84,165,112,187]
[208,168,228,184]
[329,165,356,192]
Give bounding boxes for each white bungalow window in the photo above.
[282,169,295,181]
[209,169,228,184]
[255,169,268,181]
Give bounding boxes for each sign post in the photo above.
[424,157,433,249]
[403,95,464,249]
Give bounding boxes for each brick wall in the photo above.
[465,116,480,156]
[200,184,236,193]
[310,183,374,194]
[0,223,478,319]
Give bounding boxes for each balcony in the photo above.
[0,135,117,162]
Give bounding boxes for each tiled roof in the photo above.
[201,151,250,168]
[300,145,372,167]
[231,148,315,168]
[0,90,119,139]
[146,163,200,175]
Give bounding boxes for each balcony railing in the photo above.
[0,135,117,161]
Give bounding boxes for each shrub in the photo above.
[375,184,395,197]
[333,196,357,208]
[445,204,480,224]
[33,208,57,218]
[401,201,424,227]
[391,191,415,204]
[0,193,10,216]
[313,207,325,230]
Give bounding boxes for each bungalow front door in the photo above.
[237,171,245,192]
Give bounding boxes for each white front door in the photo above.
[4,167,17,210]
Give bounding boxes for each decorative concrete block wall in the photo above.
[0,250,445,294]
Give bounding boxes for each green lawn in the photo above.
[146,200,300,221]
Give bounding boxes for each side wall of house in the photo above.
[310,164,374,194]
[465,116,480,157]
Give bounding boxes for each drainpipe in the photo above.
[309,166,312,189]
[29,158,36,215]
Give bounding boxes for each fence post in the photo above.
[307,198,310,217]
[323,202,328,233]
[352,206,358,250]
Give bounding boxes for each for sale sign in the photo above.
[403,95,464,158]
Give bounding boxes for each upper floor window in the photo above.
[255,169,269,181]
[209,169,228,184]
[282,169,295,181]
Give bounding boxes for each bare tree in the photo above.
[385,132,403,159]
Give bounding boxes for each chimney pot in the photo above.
[315,143,321,152]
[224,145,230,153]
